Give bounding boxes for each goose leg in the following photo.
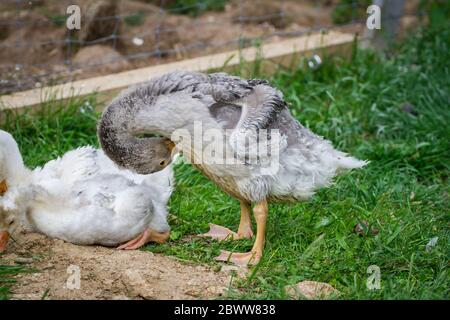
[215,200,268,267]
[118,228,170,250]
[199,201,253,241]
[237,201,254,238]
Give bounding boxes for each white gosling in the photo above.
[0,129,174,252]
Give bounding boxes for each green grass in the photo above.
[0,24,449,299]
[0,265,28,300]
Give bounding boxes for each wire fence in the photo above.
[0,0,423,95]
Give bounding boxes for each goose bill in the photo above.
[0,179,7,196]
[0,231,9,253]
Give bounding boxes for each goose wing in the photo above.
[193,72,287,131]
[197,74,288,160]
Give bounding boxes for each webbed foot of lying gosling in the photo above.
[117,229,170,250]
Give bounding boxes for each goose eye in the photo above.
[159,160,166,166]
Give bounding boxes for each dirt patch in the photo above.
[72,45,131,76]
[0,0,339,94]
[2,230,234,300]
[0,0,421,94]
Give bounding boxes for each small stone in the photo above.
[285,281,339,300]
[14,257,34,264]
[132,37,144,46]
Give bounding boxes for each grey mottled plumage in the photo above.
[98,70,367,266]
[98,70,366,203]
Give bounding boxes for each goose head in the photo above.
[98,90,178,175]
[0,130,27,252]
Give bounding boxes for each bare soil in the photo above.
[0,0,420,94]
[0,0,339,93]
[2,229,235,300]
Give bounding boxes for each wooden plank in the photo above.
[0,30,355,110]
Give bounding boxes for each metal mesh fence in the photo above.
[0,0,423,95]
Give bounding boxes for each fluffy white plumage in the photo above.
[0,130,173,247]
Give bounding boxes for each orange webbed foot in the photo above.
[117,229,170,250]
[215,250,261,267]
[198,223,239,241]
